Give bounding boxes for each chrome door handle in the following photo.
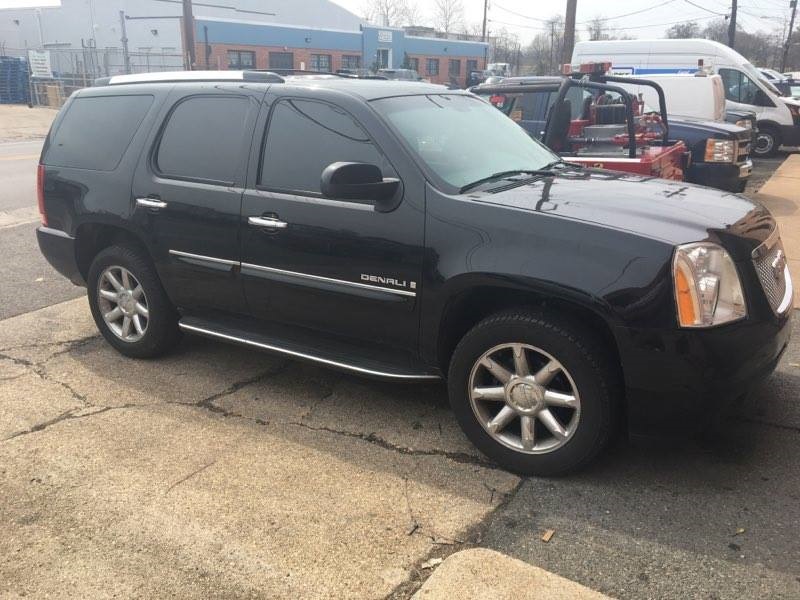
[248,216,288,230]
[136,197,168,209]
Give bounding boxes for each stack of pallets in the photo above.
[0,57,31,104]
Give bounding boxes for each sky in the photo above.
[330,0,793,44]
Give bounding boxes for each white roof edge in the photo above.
[107,70,249,85]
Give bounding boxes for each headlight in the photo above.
[735,118,752,130]
[673,242,746,327]
[704,139,736,163]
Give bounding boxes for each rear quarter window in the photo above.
[44,94,153,171]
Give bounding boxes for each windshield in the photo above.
[372,94,557,191]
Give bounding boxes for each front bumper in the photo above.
[779,123,800,147]
[36,226,84,286]
[616,310,793,436]
[685,160,752,192]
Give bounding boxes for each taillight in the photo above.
[37,163,47,226]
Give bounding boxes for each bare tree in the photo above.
[362,0,417,27]
[585,16,633,42]
[586,17,610,41]
[666,21,701,39]
[522,16,565,75]
[432,0,464,34]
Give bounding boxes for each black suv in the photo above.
[37,71,793,475]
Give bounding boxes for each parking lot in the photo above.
[1,108,799,599]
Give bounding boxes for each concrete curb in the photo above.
[755,154,800,307]
[411,548,613,599]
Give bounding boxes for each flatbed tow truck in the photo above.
[472,63,691,181]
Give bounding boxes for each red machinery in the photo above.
[474,66,690,181]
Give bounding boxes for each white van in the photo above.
[572,39,800,156]
[616,73,726,121]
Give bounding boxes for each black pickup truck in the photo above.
[37,71,792,475]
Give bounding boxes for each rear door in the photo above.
[131,83,264,313]
[239,91,425,359]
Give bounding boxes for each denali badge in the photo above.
[361,274,417,290]
[772,250,786,282]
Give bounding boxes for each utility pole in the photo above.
[782,0,798,72]
[562,0,577,69]
[728,0,737,49]
[119,11,131,74]
[482,0,488,42]
[181,0,196,70]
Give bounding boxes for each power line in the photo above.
[492,3,551,22]
[578,0,680,23]
[493,0,680,26]
[683,0,728,16]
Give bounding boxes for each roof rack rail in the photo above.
[259,69,347,77]
[93,70,284,87]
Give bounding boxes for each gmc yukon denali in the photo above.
[37,71,793,475]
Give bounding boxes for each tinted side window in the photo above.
[260,99,393,194]
[156,96,250,184]
[45,95,153,171]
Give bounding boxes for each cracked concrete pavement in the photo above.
[3,298,798,600]
[0,298,519,599]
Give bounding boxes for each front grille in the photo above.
[737,141,750,160]
[753,238,790,313]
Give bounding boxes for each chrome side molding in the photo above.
[179,321,440,380]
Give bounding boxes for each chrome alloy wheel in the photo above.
[468,343,581,454]
[97,266,149,342]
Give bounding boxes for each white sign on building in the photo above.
[377,30,392,43]
[27,50,53,78]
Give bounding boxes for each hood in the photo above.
[669,117,745,136]
[470,169,773,260]
[782,96,800,107]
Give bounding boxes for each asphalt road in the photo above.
[0,140,84,320]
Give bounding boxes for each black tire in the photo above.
[447,309,619,476]
[753,126,780,158]
[87,244,180,358]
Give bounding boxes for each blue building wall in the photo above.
[197,19,488,68]
[197,19,362,52]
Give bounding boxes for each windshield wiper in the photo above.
[459,168,556,193]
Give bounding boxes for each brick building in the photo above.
[194,19,488,86]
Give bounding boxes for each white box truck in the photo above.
[572,39,800,156]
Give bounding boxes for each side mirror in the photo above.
[320,162,400,209]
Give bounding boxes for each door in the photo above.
[239,94,425,358]
[377,48,391,69]
[719,67,777,119]
[131,84,263,313]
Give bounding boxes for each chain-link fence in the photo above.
[0,46,184,107]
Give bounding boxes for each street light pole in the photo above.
[782,0,798,72]
[181,0,196,70]
[119,11,131,74]
[482,0,488,42]
[562,0,577,69]
[728,0,738,49]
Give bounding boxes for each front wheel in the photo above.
[753,127,780,157]
[447,310,619,476]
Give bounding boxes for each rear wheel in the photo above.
[447,309,618,476]
[753,126,780,157]
[87,244,180,358]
